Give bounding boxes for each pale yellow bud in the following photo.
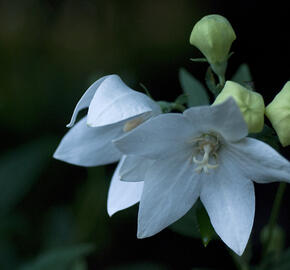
[266,81,290,147]
[213,81,265,133]
[190,15,236,77]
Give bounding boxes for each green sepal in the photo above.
[205,67,222,96]
[231,63,252,85]
[157,101,185,113]
[157,101,172,113]
[170,200,216,247]
[139,83,152,99]
[196,202,216,247]
[179,68,209,107]
[227,51,234,60]
[190,57,208,62]
[174,93,188,105]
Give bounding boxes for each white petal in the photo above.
[227,137,290,184]
[54,117,122,166]
[114,113,196,160]
[119,155,154,182]
[67,75,110,127]
[137,153,200,238]
[107,156,144,216]
[200,149,255,256]
[184,98,248,142]
[87,75,161,127]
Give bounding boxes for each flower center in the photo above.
[191,133,220,174]
[123,117,145,132]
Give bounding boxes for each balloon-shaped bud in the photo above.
[189,14,236,78]
[266,81,290,147]
[213,81,265,133]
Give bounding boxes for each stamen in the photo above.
[191,133,220,174]
[123,117,145,132]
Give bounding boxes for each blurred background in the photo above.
[0,0,289,269]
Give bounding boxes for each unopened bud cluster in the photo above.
[190,14,290,146]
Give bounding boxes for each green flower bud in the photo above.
[266,81,290,147]
[189,15,236,78]
[213,81,265,133]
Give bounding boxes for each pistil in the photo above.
[192,134,220,173]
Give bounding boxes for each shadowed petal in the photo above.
[67,75,110,127]
[119,155,154,182]
[137,153,201,238]
[107,156,144,216]
[114,113,196,160]
[200,149,255,255]
[87,75,160,127]
[227,137,290,184]
[54,117,122,167]
[184,98,248,142]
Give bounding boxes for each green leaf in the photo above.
[71,259,88,270]
[260,225,285,256]
[231,63,252,85]
[196,202,216,247]
[42,206,75,250]
[19,244,94,270]
[75,167,110,245]
[179,68,210,107]
[0,137,56,215]
[257,248,290,270]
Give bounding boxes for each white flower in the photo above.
[53,74,160,215]
[114,98,290,255]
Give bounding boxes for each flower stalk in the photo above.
[262,182,287,258]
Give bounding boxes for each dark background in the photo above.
[0,0,289,269]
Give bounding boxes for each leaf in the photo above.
[257,248,290,270]
[19,244,94,270]
[0,137,56,215]
[75,167,110,244]
[196,202,216,247]
[232,63,252,85]
[71,259,88,270]
[42,206,75,250]
[260,225,285,257]
[179,68,209,107]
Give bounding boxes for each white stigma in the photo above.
[191,134,220,174]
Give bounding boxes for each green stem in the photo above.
[218,75,225,87]
[262,182,287,258]
[231,252,249,270]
